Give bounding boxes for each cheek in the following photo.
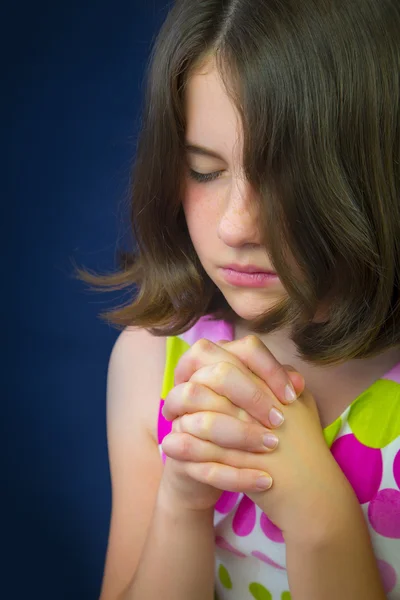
[183,186,218,245]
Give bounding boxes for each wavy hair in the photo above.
[76,0,400,364]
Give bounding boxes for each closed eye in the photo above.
[188,169,223,183]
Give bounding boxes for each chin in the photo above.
[219,288,281,321]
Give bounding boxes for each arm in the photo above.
[100,328,215,600]
[284,490,386,600]
[123,487,215,600]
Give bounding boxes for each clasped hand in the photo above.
[162,335,353,537]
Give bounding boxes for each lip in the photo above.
[219,267,279,288]
[223,263,276,274]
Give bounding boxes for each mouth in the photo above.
[222,263,276,275]
[219,267,279,288]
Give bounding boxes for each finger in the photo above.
[174,338,227,386]
[218,336,305,404]
[178,411,279,452]
[174,337,304,406]
[189,362,285,429]
[282,363,305,395]
[162,432,273,467]
[162,381,255,424]
[185,461,273,492]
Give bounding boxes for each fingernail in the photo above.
[263,433,279,450]
[285,384,297,403]
[269,407,285,427]
[256,475,273,490]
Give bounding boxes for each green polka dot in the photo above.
[218,564,232,589]
[249,582,272,600]
[161,336,190,398]
[281,592,291,600]
[323,416,342,448]
[348,379,400,448]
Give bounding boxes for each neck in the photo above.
[234,320,400,428]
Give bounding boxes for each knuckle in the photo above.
[212,361,232,379]
[244,334,262,349]
[250,386,267,411]
[193,338,215,355]
[183,381,198,403]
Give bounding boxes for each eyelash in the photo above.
[188,169,223,183]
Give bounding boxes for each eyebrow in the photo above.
[185,143,225,161]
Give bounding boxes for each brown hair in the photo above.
[75,0,400,365]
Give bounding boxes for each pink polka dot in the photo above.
[215,491,240,514]
[393,450,400,490]
[215,536,246,557]
[331,434,382,504]
[158,400,173,444]
[251,551,285,570]
[368,488,400,538]
[161,451,167,464]
[260,513,284,543]
[181,316,234,345]
[232,496,256,536]
[377,559,397,594]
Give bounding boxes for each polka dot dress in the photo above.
[157,316,400,599]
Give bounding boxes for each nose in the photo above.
[217,175,261,247]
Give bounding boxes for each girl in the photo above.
[77,0,400,598]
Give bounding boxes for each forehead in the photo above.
[184,59,243,163]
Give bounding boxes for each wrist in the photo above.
[284,486,363,548]
[157,480,215,524]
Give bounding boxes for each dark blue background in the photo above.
[6,2,168,597]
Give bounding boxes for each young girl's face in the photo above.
[182,57,287,320]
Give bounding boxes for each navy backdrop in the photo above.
[6,1,168,597]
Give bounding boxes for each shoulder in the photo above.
[107,326,167,442]
[106,316,234,441]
